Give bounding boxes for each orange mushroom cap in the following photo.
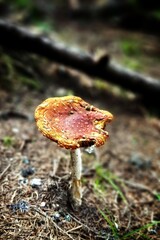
[35,96,113,149]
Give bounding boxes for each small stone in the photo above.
[21,166,35,178]
[12,127,19,133]
[149,229,157,235]
[99,230,107,237]
[18,177,28,185]
[30,178,42,188]
[52,212,61,222]
[18,200,30,213]
[65,214,71,222]
[40,202,46,207]
[129,153,151,169]
[56,88,68,97]
[22,156,30,164]
[8,200,29,213]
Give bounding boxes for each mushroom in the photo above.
[35,96,113,206]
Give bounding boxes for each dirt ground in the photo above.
[0,21,160,240]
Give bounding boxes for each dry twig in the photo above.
[123,180,156,197]
[31,206,75,240]
[0,164,11,181]
[0,19,160,101]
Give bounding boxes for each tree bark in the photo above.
[0,19,160,102]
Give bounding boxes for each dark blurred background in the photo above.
[0,0,160,109]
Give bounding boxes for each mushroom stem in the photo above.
[70,148,82,206]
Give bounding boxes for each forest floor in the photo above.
[0,18,160,240]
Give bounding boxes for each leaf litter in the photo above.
[0,88,160,240]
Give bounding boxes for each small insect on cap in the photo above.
[35,96,113,149]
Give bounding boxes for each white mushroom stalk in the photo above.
[70,148,82,206]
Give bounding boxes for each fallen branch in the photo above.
[0,19,160,101]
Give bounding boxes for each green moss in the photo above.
[122,57,142,71]
[0,49,43,91]
[0,53,15,91]
[34,21,54,33]
[18,76,42,90]
[151,10,160,20]
[8,0,34,9]
[3,136,14,147]
[156,193,160,201]
[121,40,140,57]
[94,79,108,90]
[93,178,106,194]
